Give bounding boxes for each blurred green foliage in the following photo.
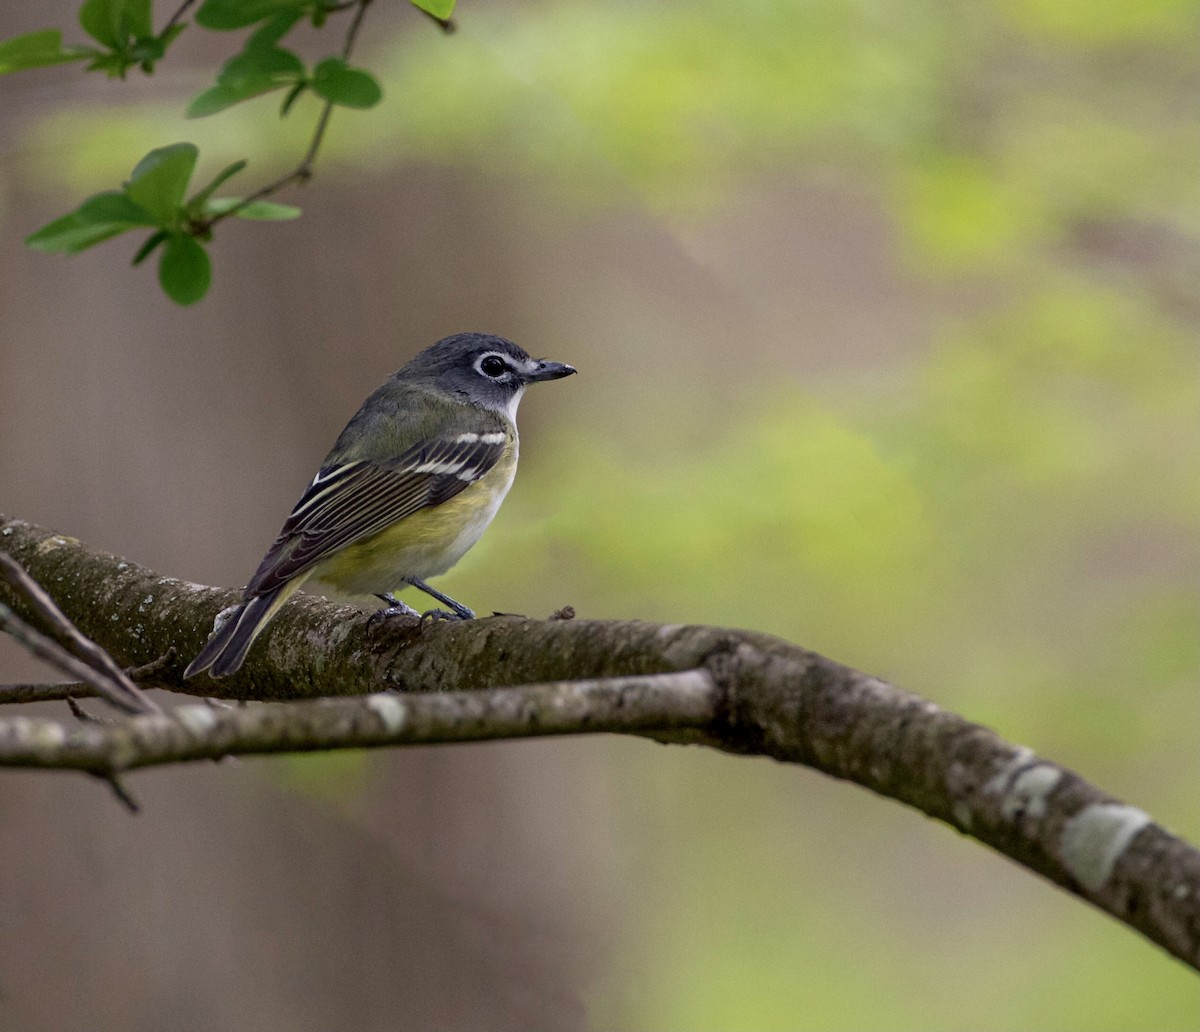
[12,0,1199,1025]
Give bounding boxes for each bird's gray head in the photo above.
[400,332,576,417]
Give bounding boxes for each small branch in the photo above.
[160,0,199,36]
[0,653,176,706]
[65,697,110,724]
[0,672,719,772]
[0,553,159,714]
[92,772,140,813]
[126,650,178,681]
[339,0,374,60]
[0,681,100,705]
[198,0,375,231]
[0,604,145,715]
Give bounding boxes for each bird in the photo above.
[185,332,576,678]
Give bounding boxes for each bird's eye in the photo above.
[479,355,508,378]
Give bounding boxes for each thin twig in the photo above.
[92,772,140,814]
[66,697,116,725]
[0,605,143,715]
[160,0,199,36]
[0,681,99,705]
[127,649,177,680]
[197,0,376,231]
[0,554,160,714]
[0,652,175,706]
[339,0,374,59]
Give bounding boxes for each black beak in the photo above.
[527,359,577,383]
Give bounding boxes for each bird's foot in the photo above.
[368,594,422,630]
[420,608,473,624]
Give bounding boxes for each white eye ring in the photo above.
[476,352,514,379]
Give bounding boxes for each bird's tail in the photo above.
[185,581,301,679]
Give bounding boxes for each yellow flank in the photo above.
[309,437,518,596]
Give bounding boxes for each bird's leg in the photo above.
[403,578,476,621]
[367,592,421,629]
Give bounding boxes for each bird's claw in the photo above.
[368,602,421,631]
[419,608,470,624]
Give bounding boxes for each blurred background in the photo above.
[0,0,1197,1027]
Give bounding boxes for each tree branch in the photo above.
[0,513,1197,970]
[0,552,159,714]
[0,651,176,706]
[0,671,717,771]
[0,681,101,705]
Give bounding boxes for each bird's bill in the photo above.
[526,360,577,383]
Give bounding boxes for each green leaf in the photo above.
[124,143,199,224]
[131,229,169,265]
[186,159,248,209]
[131,35,166,67]
[188,46,304,117]
[124,0,153,38]
[85,51,137,77]
[77,191,158,225]
[158,22,188,49]
[25,190,157,253]
[79,0,124,49]
[186,83,257,118]
[28,220,132,254]
[0,30,96,73]
[279,80,306,116]
[186,77,284,117]
[27,215,129,254]
[311,58,382,109]
[220,47,304,87]
[408,0,456,20]
[204,197,302,220]
[246,10,303,51]
[158,234,211,304]
[196,0,303,31]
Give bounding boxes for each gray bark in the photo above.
[1,512,1198,971]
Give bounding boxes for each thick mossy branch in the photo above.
[0,513,1198,970]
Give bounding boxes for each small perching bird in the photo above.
[185,332,576,679]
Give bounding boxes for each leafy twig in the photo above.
[197,0,375,232]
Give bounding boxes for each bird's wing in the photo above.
[243,431,508,595]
